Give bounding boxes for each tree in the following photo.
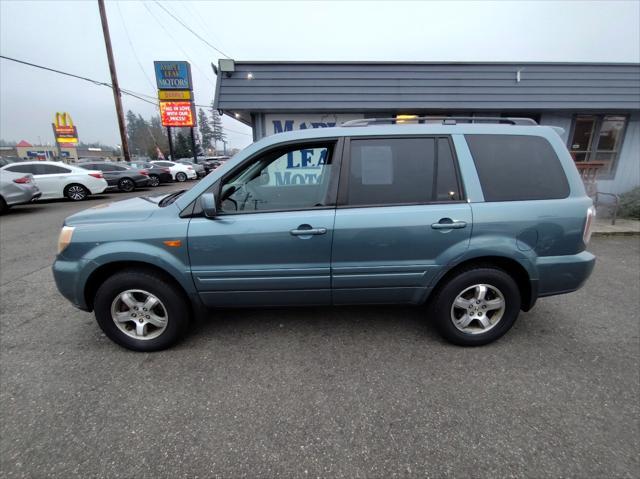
[209,102,226,153]
[174,131,191,158]
[197,108,214,152]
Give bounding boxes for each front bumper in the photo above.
[536,250,596,297]
[52,258,92,311]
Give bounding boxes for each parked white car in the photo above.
[0,161,108,201]
[150,160,197,182]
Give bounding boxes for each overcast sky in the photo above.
[1,0,639,149]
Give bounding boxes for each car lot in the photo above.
[0,187,638,477]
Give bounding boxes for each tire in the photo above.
[64,184,89,201]
[0,196,8,214]
[431,267,521,346]
[93,269,190,352]
[118,178,135,192]
[175,172,187,182]
[149,175,160,187]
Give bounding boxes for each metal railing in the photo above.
[341,116,538,127]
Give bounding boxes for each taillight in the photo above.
[13,176,31,184]
[583,206,595,244]
[187,166,193,170]
[89,172,103,179]
[140,170,149,176]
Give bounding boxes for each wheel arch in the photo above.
[84,260,192,313]
[429,255,536,311]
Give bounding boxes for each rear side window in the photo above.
[466,134,569,201]
[37,164,71,174]
[4,164,34,174]
[346,137,462,206]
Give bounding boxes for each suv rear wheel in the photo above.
[431,267,521,346]
[93,269,190,351]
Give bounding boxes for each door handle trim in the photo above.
[431,221,467,230]
[290,227,327,236]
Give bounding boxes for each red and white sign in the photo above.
[160,101,195,127]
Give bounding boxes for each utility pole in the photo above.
[98,0,130,162]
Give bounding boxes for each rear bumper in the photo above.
[134,177,151,187]
[536,251,596,297]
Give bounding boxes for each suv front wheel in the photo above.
[432,267,521,346]
[93,269,190,351]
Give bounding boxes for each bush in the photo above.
[619,187,640,219]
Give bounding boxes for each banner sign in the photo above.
[158,90,192,100]
[160,101,195,127]
[52,112,78,147]
[154,61,192,90]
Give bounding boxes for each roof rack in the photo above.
[341,116,538,127]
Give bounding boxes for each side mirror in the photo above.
[200,192,217,218]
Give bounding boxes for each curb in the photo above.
[592,231,640,237]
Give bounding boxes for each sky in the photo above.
[1,0,639,150]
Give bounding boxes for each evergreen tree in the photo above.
[209,102,226,153]
[174,131,191,158]
[197,108,214,152]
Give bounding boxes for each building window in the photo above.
[568,115,628,177]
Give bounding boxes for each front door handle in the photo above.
[431,218,467,230]
[290,225,327,236]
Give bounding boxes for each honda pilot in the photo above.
[53,118,596,351]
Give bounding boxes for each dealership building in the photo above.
[213,61,640,194]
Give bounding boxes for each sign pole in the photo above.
[190,127,198,163]
[167,126,174,161]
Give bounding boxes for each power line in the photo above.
[0,54,156,106]
[152,0,231,59]
[0,55,251,136]
[116,2,157,91]
[143,2,216,86]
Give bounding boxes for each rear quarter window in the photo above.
[465,134,570,201]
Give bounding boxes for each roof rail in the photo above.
[341,116,538,127]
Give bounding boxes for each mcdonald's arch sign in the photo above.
[52,112,78,147]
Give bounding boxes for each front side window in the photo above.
[466,134,569,202]
[568,114,628,176]
[346,137,462,206]
[219,143,334,213]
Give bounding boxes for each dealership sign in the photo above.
[52,112,78,147]
[263,114,363,185]
[153,61,192,90]
[160,101,195,127]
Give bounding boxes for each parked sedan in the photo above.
[127,161,173,186]
[78,162,150,192]
[0,170,41,213]
[150,160,197,182]
[0,161,107,201]
[176,159,207,178]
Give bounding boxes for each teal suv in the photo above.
[53,118,596,351]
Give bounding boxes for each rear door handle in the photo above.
[431,219,467,230]
[290,225,327,236]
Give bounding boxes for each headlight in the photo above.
[57,226,75,254]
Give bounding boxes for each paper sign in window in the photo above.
[360,146,393,185]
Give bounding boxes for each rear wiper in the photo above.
[159,189,186,207]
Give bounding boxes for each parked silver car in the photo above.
[0,170,41,213]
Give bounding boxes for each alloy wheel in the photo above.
[67,185,87,201]
[110,289,169,340]
[450,284,506,334]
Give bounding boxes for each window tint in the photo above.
[155,162,172,167]
[436,139,462,201]
[220,143,334,213]
[348,138,434,206]
[37,164,71,174]
[5,164,35,174]
[346,137,461,206]
[466,134,569,201]
[111,164,128,171]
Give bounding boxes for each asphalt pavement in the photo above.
[0,184,638,478]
